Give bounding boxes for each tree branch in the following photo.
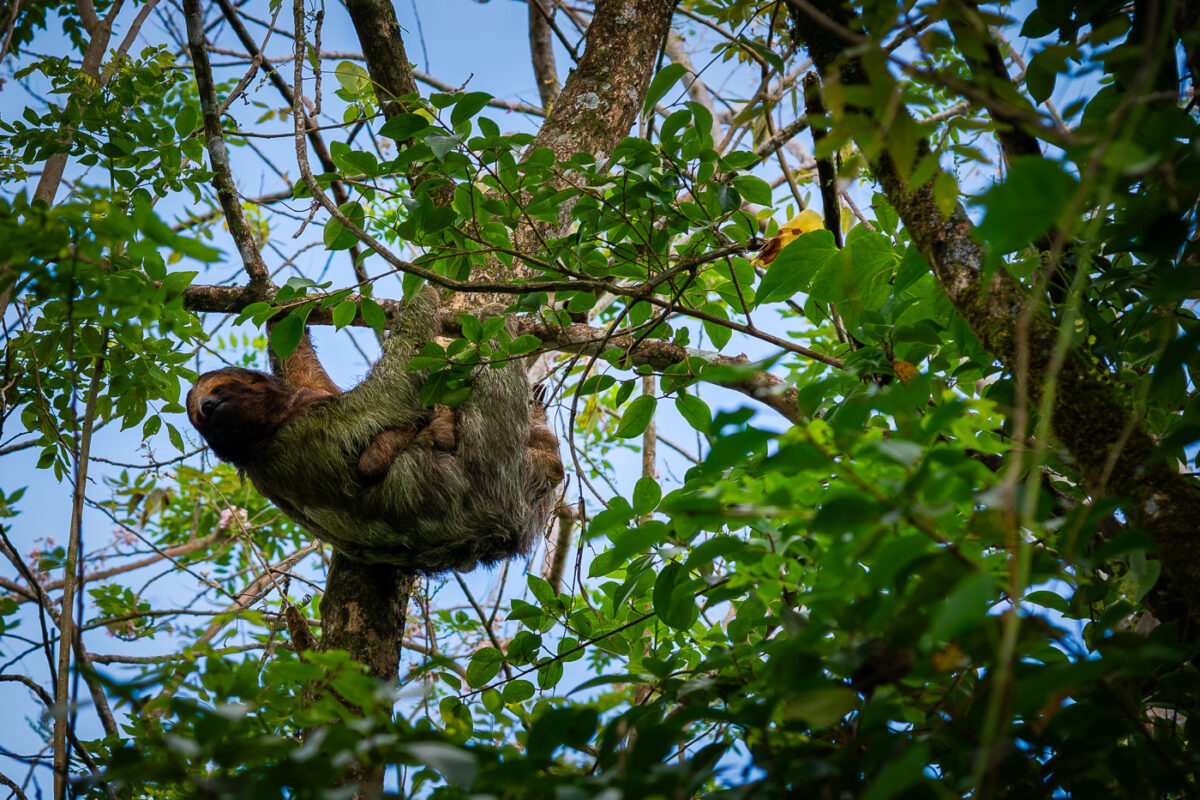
[183,0,271,287]
[529,0,562,109]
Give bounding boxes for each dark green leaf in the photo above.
[930,572,996,641]
[332,300,356,329]
[501,680,535,704]
[360,297,386,331]
[975,157,1079,254]
[732,175,773,206]
[322,201,365,250]
[379,112,433,141]
[614,394,657,438]
[652,562,699,630]
[632,476,662,516]
[466,647,504,688]
[269,304,313,360]
[450,92,492,127]
[756,230,838,306]
[643,63,689,113]
[675,393,711,433]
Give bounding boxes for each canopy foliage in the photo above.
[0,0,1198,797]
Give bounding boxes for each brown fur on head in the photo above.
[187,367,310,467]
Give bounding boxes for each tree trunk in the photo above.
[319,552,416,798]
[313,3,676,792]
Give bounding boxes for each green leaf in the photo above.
[360,297,387,331]
[732,175,773,207]
[932,172,958,218]
[975,157,1079,254]
[811,493,886,532]
[756,230,838,306]
[332,299,356,329]
[427,133,463,160]
[643,63,689,114]
[1025,48,1062,104]
[702,301,731,349]
[613,379,635,407]
[421,369,472,407]
[1024,590,1071,615]
[930,572,996,641]
[873,439,923,466]
[527,707,599,759]
[578,374,616,396]
[379,112,433,141]
[506,334,541,356]
[652,562,699,630]
[174,103,199,138]
[450,92,492,127]
[507,630,543,661]
[861,744,931,800]
[322,201,365,250]
[142,415,161,438]
[782,686,857,728]
[632,476,662,516]
[894,244,931,292]
[501,679,535,704]
[686,101,714,145]
[460,313,483,342]
[269,304,313,360]
[1021,7,1056,37]
[614,394,657,438]
[334,61,369,95]
[528,574,557,606]
[537,658,563,690]
[1128,548,1162,602]
[715,183,740,211]
[588,521,668,578]
[675,394,711,433]
[466,646,504,688]
[507,599,545,629]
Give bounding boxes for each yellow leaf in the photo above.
[893,360,919,384]
[755,209,824,265]
[931,643,967,671]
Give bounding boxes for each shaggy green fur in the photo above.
[244,289,555,572]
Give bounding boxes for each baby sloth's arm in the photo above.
[357,405,457,480]
[271,313,456,480]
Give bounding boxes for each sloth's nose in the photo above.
[200,396,220,418]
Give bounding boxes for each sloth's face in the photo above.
[187,368,293,465]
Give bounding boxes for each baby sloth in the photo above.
[187,288,563,572]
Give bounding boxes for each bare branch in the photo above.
[529,0,562,109]
[183,0,272,287]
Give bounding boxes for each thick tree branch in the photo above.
[529,0,562,109]
[319,553,414,793]
[180,282,811,424]
[53,356,102,800]
[342,0,420,119]
[33,0,123,205]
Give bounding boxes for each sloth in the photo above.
[187,287,563,572]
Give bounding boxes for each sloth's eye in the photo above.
[211,386,224,396]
